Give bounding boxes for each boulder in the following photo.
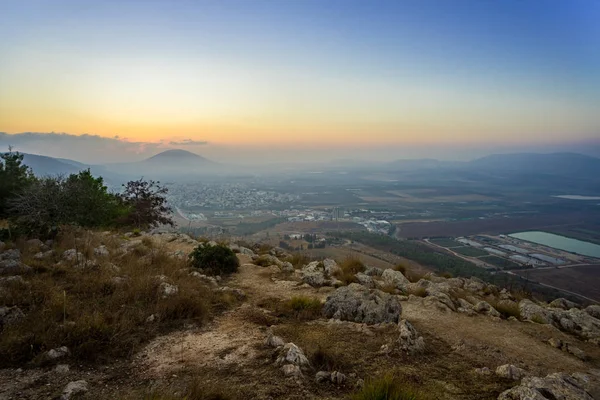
[323,284,402,325]
[474,301,501,318]
[281,262,295,273]
[26,238,44,249]
[93,245,110,257]
[558,308,600,340]
[265,332,285,348]
[275,343,310,369]
[302,272,326,287]
[322,259,341,276]
[498,372,593,400]
[381,269,410,291]
[397,319,425,354]
[585,305,600,320]
[60,380,88,400]
[158,282,179,298]
[496,364,527,381]
[239,247,255,256]
[0,249,20,261]
[45,346,70,362]
[519,299,552,324]
[549,298,579,310]
[355,272,375,288]
[364,266,383,277]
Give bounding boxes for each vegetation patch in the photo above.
[189,244,240,276]
[335,256,366,284]
[351,374,422,400]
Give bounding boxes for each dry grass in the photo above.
[334,256,366,284]
[287,252,311,269]
[488,300,521,320]
[351,374,422,400]
[408,286,427,298]
[0,229,235,367]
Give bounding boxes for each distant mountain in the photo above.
[18,153,88,176]
[469,152,600,178]
[142,149,215,165]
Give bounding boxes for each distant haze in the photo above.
[1,132,600,165]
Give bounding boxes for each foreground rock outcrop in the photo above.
[498,372,594,400]
[323,283,402,325]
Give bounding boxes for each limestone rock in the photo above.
[54,364,70,374]
[315,371,331,383]
[330,371,347,385]
[519,299,552,324]
[496,364,527,381]
[397,319,425,354]
[0,306,25,328]
[381,269,410,291]
[322,259,341,276]
[355,272,375,288]
[0,249,20,261]
[34,250,55,260]
[265,332,285,348]
[323,283,402,325]
[93,245,110,257]
[158,282,179,298]
[364,266,383,277]
[549,298,579,310]
[62,249,84,263]
[281,364,302,378]
[275,343,310,369]
[302,272,325,287]
[281,262,295,273]
[585,305,600,320]
[498,372,593,400]
[60,380,88,400]
[474,301,501,318]
[475,367,492,375]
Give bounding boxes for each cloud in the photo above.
[168,139,208,146]
[0,132,209,163]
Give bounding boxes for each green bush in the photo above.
[189,244,240,276]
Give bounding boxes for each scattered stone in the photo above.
[585,305,600,320]
[0,275,25,285]
[474,301,501,318]
[54,364,70,374]
[265,331,285,348]
[548,338,563,349]
[0,306,25,328]
[475,367,492,375]
[397,319,425,354]
[381,269,410,291]
[46,346,70,361]
[60,380,88,400]
[496,364,527,381]
[549,298,579,310]
[323,283,402,325]
[62,249,84,263]
[158,282,179,298]
[34,250,55,260]
[364,266,383,277]
[93,245,110,257]
[315,371,331,383]
[189,272,218,287]
[498,372,593,400]
[0,249,20,261]
[275,343,310,369]
[355,272,375,288]
[330,371,347,385]
[239,247,255,256]
[281,261,294,273]
[302,272,325,287]
[281,364,302,378]
[146,314,157,323]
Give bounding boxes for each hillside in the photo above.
[1,230,600,399]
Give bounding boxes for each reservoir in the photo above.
[509,231,600,258]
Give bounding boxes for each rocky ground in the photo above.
[1,231,600,399]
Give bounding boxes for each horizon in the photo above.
[1,0,599,158]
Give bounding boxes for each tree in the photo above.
[0,148,35,218]
[189,244,239,275]
[120,179,173,229]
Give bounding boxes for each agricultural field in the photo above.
[514,265,600,302]
[429,238,461,247]
[453,246,490,257]
[479,256,523,270]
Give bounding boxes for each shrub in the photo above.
[307,345,348,371]
[335,256,366,284]
[189,244,240,276]
[352,375,420,400]
[276,296,322,320]
[490,300,521,320]
[287,253,311,268]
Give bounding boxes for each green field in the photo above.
[480,255,522,269]
[429,238,461,248]
[453,246,489,257]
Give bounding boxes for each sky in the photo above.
[1,0,600,162]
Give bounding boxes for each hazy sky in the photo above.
[1,0,599,152]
